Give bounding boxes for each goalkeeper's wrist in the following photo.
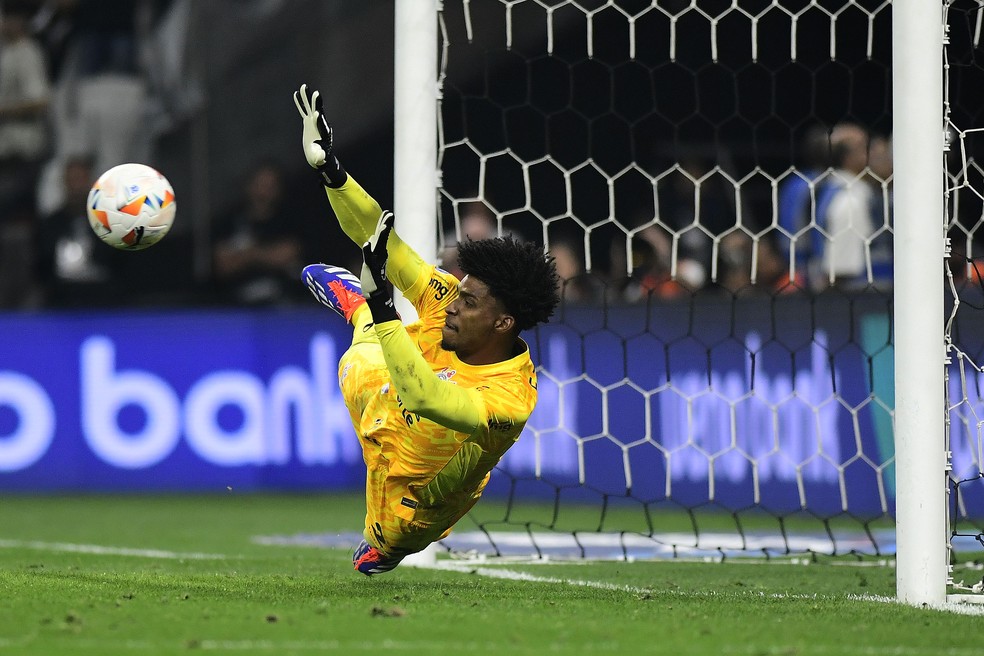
[365,291,399,323]
[316,154,348,188]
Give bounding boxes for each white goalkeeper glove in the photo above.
[292,84,346,187]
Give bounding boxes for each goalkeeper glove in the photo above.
[293,83,347,187]
[360,211,399,323]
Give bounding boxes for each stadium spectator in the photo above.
[35,154,127,306]
[866,133,894,289]
[0,1,50,189]
[777,124,831,281]
[548,237,603,304]
[810,122,880,291]
[457,200,497,241]
[716,232,756,295]
[438,200,497,279]
[0,0,51,308]
[618,225,699,302]
[35,0,157,217]
[294,84,560,576]
[26,0,78,82]
[716,231,800,296]
[211,159,307,305]
[656,154,740,286]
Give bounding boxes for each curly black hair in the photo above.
[456,236,560,331]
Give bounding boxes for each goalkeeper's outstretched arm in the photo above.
[294,83,426,294]
[359,212,483,435]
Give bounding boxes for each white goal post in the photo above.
[892,0,947,607]
[392,0,440,322]
[394,0,964,608]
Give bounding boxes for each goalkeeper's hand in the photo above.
[360,211,399,323]
[293,84,346,186]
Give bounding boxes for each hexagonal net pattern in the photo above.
[944,2,984,592]
[434,0,918,562]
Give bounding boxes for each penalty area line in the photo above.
[0,539,230,560]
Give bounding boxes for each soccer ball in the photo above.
[86,163,176,250]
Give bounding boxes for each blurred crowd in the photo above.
[0,0,897,312]
[442,122,895,306]
[0,0,174,308]
[0,0,327,309]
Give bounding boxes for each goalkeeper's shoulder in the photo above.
[401,260,460,316]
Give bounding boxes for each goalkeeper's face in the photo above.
[441,275,514,359]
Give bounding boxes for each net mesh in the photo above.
[433,0,970,567]
[944,0,984,592]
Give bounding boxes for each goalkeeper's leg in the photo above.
[352,538,405,576]
[335,305,386,442]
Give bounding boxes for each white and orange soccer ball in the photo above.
[86,163,176,250]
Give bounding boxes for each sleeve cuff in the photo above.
[366,291,400,323]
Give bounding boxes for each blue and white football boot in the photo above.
[301,263,366,323]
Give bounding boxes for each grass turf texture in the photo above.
[0,494,980,655]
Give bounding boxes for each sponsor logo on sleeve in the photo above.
[428,277,450,301]
[487,418,514,432]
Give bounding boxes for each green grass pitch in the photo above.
[0,493,981,655]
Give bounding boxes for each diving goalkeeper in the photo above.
[293,85,560,575]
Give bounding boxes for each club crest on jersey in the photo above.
[436,367,457,382]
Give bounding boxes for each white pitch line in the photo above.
[412,560,984,615]
[428,561,654,594]
[0,539,229,560]
[850,593,984,617]
[418,560,821,599]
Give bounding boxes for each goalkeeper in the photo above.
[293,85,560,575]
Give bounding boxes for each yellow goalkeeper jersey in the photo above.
[327,176,538,556]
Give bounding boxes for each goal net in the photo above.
[431,0,979,583]
[944,0,984,596]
